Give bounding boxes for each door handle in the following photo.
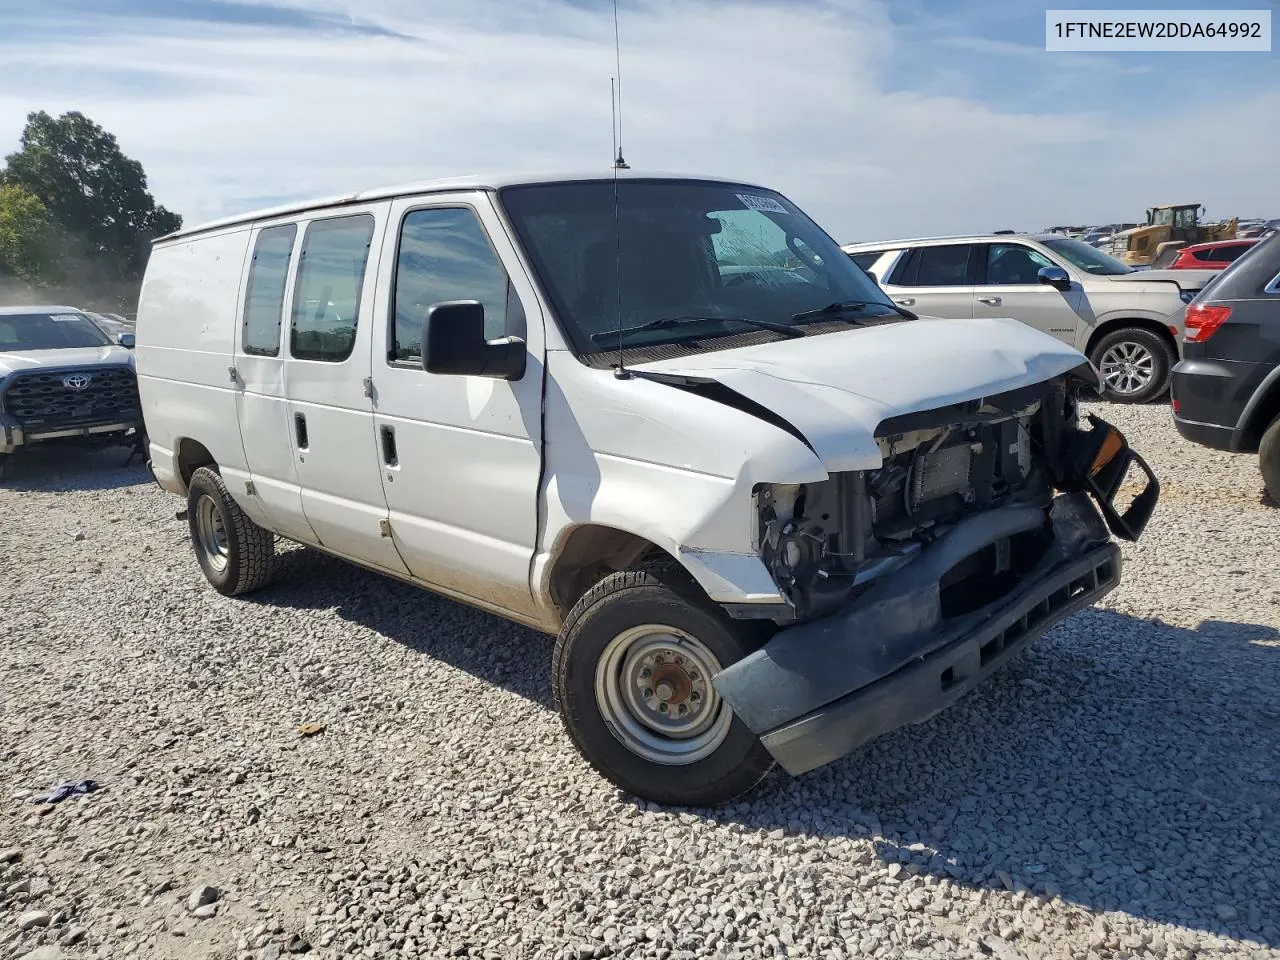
[294,413,309,450]
[380,425,398,467]
[977,296,1002,305]
[893,297,915,306]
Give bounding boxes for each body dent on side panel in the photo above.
[532,350,828,611]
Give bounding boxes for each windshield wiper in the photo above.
[791,299,918,323]
[589,315,805,345]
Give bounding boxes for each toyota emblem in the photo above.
[62,373,93,391]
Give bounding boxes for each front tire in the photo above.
[1090,327,1175,404]
[1260,415,1280,504]
[552,567,775,807]
[187,466,275,596]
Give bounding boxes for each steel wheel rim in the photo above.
[595,624,732,765]
[195,495,230,572]
[1099,341,1156,396]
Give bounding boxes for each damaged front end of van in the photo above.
[711,368,1159,777]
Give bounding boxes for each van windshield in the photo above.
[499,180,902,355]
[0,311,112,351]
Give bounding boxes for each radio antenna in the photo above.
[611,0,629,378]
[612,0,628,170]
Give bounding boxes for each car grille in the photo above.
[1,366,140,429]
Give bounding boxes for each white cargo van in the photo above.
[136,171,1160,806]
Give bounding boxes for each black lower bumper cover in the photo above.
[713,493,1122,777]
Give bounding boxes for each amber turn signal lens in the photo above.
[1089,427,1125,477]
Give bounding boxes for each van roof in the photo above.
[157,169,770,243]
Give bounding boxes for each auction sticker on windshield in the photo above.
[736,194,790,214]
[52,315,84,322]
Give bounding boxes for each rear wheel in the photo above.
[1090,327,1175,404]
[552,567,775,807]
[187,466,275,596]
[1260,416,1280,504]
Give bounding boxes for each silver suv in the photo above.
[842,234,1217,403]
[0,305,143,478]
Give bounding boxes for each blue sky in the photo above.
[0,0,1275,240]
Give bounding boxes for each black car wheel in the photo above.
[1260,415,1280,504]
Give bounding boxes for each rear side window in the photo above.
[1213,245,1250,263]
[890,244,974,286]
[390,207,512,363]
[242,224,297,356]
[848,252,881,272]
[290,214,375,362]
[1192,247,1215,262]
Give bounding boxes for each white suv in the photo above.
[136,172,1159,806]
[843,234,1217,403]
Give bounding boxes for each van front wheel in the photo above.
[187,466,275,596]
[552,567,775,807]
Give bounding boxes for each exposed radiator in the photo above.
[912,443,973,507]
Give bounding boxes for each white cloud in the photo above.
[0,0,1274,241]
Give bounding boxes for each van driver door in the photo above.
[366,192,545,621]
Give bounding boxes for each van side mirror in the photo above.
[116,332,136,349]
[1037,266,1071,292]
[422,300,525,380]
[866,270,879,285]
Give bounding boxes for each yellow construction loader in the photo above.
[1116,204,1238,267]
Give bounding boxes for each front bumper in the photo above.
[713,493,1123,776]
[1,414,141,455]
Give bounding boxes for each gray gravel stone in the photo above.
[17,910,52,931]
[187,884,219,911]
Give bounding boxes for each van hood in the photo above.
[629,316,1088,472]
[0,344,134,378]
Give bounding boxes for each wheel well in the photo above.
[548,525,670,617]
[176,438,216,487]
[1085,317,1178,360]
[1240,380,1280,453]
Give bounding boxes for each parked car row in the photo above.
[0,304,142,478]
[842,232,1215,403]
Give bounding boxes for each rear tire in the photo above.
[1260,416,1280,504]
[552,566,776,807]
[187,466,275,596]
[1089,327,1175,404]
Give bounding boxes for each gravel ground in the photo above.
[2,402,1278,960]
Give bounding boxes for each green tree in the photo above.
[2,110,182,285]
[0,183,65,286]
